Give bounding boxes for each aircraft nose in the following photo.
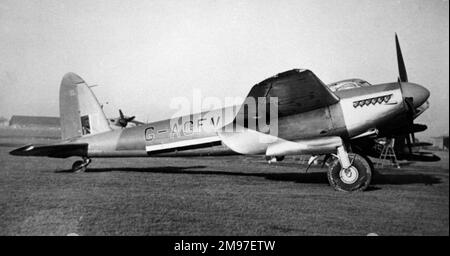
[402,83,430,108]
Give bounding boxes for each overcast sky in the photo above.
[0,0,448,138]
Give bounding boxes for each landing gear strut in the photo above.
[71,157,91,172]
[327,145,372,192]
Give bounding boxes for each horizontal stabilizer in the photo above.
[9,143,88,158]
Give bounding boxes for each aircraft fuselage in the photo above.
[75,81,423,158]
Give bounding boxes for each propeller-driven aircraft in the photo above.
[10,34,436,191]
[109,109,145,128]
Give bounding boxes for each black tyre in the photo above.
[327,153,372,192]
[72,160,86,172]
[361,154,380,178]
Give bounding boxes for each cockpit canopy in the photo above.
[327,79,372,92]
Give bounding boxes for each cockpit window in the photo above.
[327,79,371,92]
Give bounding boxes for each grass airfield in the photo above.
[0,146,448,236]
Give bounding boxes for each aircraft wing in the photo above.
[130,120,146,126]
[9,143,88,158]
[145,136,222,155]
[235,69,339,120]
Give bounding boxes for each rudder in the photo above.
[59,73,111,140]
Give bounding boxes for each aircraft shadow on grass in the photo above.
[55,165,442,187]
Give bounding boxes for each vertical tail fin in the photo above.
[59,73,111,140]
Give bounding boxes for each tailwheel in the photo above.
[327,153,372,192]
[71,157,91,172]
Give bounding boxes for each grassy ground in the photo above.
[0,146,448,236]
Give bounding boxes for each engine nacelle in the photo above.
[265,136,344,157]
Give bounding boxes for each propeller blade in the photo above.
[115,109,138,128]
[411,131,416,144]
[405,134,413,154]
[395,33,408,82]
[130,120,145,126]
[403,97,417,154]
[404,97,417,116]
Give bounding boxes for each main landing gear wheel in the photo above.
[71,158,91,172]
[327,153,372,192]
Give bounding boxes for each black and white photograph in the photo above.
[0,0,448,243]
